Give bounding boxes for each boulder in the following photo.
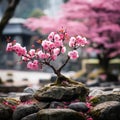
[68,102,89,112]
[12,104,39,120]
[21,113,37,120]
[90,92,120,105]
[0,103,13,120]
[37,108,85,120]
[34,84,89,102]
[90,101,120,120]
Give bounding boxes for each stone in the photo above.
[20,93,33,102]
[0,103,13,120]
[0,85,27,93]
[86,78,100,87]
[68,102,89,112]
[90,92,120,105]
[49,101,64,108]
[23,87,37,94]
[113,88,120,94]
[21,113,37,120]
[12,104,40,120]
[35,102,50,109]
[90,101,120,120]
[37,108,85,120]
[89,89,104,97]
[34,84,89,102]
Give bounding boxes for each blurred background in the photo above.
[0,0,120,93]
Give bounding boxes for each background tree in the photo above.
[0,0,20,36]
[25,0,120,81]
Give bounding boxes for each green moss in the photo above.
[90,97,100,105]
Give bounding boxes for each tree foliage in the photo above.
[25,0,120,65]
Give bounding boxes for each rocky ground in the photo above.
[0,80,120,120]
[0,70,120,120]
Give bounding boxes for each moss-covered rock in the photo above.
[37,108,85,120]
[34,83,89,102]
[90,101,120,120]
[90,93,120,106]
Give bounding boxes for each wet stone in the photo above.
[12,104,40,120]
[91,101,120,120]
[49,101,64,108]
[21,113,37,120]
[0,103,13,120]
[37,108,85,120]
[68,102,89,112]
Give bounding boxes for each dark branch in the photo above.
[0,0,20,36]
[58,56,70,73]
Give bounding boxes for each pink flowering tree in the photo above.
[25,0,120,79]
[6,29,88,84]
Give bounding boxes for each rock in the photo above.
[34,84,89,102]
[90,93,120,105]
[86,78,100,87]
[0,103,13,120]
[89,89,104,97]
[20,93,33,102]
[68,102,89,112]
[113,88,120,94]
[90,101,120,120]
[12,104,40,120]
[0,85,28,93]
[49,101,64,108]
[0,97,19,110]
[23,87,37,94]
[37,108,85,120]
[35,102,50,109]
[21,113,37,120]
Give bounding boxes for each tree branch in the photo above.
[0,0,20,35]
[58,56,70,73]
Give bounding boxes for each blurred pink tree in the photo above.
[25,0,120,79]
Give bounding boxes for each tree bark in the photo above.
[0,0,20,48]
[99,58,110,73]
[0,0,20,35]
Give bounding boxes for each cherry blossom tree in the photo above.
[6,29,88,84]
[25,0,120,79]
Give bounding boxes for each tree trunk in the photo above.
[99,57,110,74]
[0,0,20,49]
[98,57,118,81]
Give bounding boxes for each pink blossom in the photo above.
[76,36,88,47]
[32,60,39,70]
[54,40,63,47]
[61,46,66,53]
[6,43,13,51]
[29,49,35,56]
[12,43,21,51]
[69,37,76,47]
[81,37,88,46]
[22,47,27,56]
[68,50,79,60]
[49,42,55,49]
[6,29,88,73]
[86,102,92,109]
[22,56,29,61]
[48,32,55,41]
[12,43,27,56]
[87,117,93,120]
[51,54,57,60]
[42,40,54,50]
[53,48,60,55]
[54,34,60,41]
[27,60,39,70]
[27,61,33,69]
[37,50,50,59]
